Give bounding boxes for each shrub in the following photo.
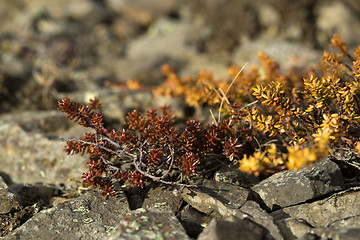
[57,98,251,199]
[58,34,360,198]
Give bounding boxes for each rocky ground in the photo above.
[1,0,360,239]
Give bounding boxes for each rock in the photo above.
[106,0,180,23]
[107,16,228,86]
[301,227,360,240]
[142,185,183,213]
[0,177,21,214]
[271,189,360,239]
[257,4,281,38]
[11,183,62,207]
[214,165,259,187]
[0,111,73,135]
[3,190,129,240]
[0,123,87,186]
[108,18,198,85]
[181,0,261,62]
[251,158,345,210]
[238,201,283,240]
[276,218,313,239]
[278,190,360,229]
[1,50,31,77]
[0,205,40,238]
[107,202,190,240]
[315,1,360,50]
[0,1,32,35]
[197,215,273,240]
[0,176,45,237]
[179,205,212,238]
[181,180,249,218]
[26,0,108,23]
[127,18,196,60]
[232,38,321,73]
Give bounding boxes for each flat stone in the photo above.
[0,123,87,186]
[276,218,313,239]
[252,158,345,210]
[271,189,360,239]
[142,185,183,213]
[3,190,129,240]
[0,111,72,135]
[197,216,273,240]
[214,165,259,187]
[107,202,190,240]
[181,180,249,218]
[238,201,283,240]
[280,190,360,229]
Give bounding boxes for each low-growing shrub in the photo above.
[58,34,360,198]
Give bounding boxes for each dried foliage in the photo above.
[59,34,360,198]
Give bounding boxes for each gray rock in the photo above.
[127,18,196,61]
[197,215,273,240]
[232,38,321,73]
[181,180,249,218]
[106,17,228,86]
[0,204,40,238]
[105,0,180,17]
[26,0,107,22]
[142,185,183,213]
[107,202,190,240]
[108,18,198,85]
[276,218,313,240]
[0,1,33,35]
[214,165,259,187]
[238,201,283,240]
[271,189,360,239]
[0,177,21,214]
[257,4,281,38]
[315,1,360,50]
[0,111,73,135]
[302,227,360,240]
[280,190,360,229]
[0,123,87,186]
[4,190,129,240]
[252,158,345,210]
[179,205,212,238]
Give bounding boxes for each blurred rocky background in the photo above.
[1,0,360,114]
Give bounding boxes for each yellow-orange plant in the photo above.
[155,34,360,175]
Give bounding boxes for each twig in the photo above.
[132,143,196,187]
[218,64,247,122]
[61,137,136,160]
[209,109,218,126]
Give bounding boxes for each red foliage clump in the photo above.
[58,97,252,199]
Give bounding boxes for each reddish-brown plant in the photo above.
[58,97,252,199]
